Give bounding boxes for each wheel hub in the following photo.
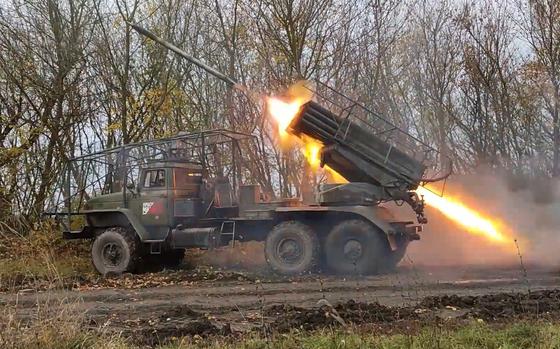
[343,239,363,261]
[276,238,302,265]
[102,242,123,267]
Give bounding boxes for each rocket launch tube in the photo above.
[289,101,426,190]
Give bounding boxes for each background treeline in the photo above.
[1,0,559,227]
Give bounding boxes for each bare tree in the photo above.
[0,0,95,217]
[409,0,461,163]
[519,0,560,176]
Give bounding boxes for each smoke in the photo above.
[187,241,267,271]
[404,167,560,268]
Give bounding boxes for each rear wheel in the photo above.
[265,221,319,275]
[92,227,140,275]
[324,219,389,275]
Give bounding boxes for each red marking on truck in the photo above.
[143,201,164,215]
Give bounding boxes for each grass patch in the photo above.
[0,223,93,291]
[0,297,128,349]
[158,322,560,349]
[2,299,560,349]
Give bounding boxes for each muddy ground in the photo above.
[2,263,560,346]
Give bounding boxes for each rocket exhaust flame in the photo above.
[301,136,322,169]
[266,80,313,137]
[267,97,305,139]
[415,186,509,244]
[266,94,346,181]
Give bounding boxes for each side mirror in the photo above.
[126,183,139,196]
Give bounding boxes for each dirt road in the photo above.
[2,265,559,339]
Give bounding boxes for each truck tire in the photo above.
[92,227,140,275]
[265,221,319,275]
[325,219,389,275]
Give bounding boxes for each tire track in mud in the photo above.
[2,266,560,345]
[3,266,559,314]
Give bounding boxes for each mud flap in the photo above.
[63,226,95,239]
[386,234,398,251]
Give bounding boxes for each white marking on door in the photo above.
[142,202,154,215]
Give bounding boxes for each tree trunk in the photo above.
[552,83,560,177]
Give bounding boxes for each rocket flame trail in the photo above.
[415,186,508,243]
[267,97,305,138]
[302,136,322,169]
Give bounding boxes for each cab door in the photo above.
[170,168,203,226]
[138,168,170,228]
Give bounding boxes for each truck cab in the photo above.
[84,161,205,240]
[133,162,205,237]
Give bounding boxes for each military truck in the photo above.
[45,25,447,276]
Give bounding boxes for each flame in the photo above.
[267,97,305,138]
[299,136,348,182]
[328,168,348,183]
[301,136,322,169]
[266,81,349,183]
[415,186,508,244]
[266,80,314,139]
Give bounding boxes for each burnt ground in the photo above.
[2,264,560,346]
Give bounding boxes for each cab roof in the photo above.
[145,160,202,170]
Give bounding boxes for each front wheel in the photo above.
[92,227,141,275]
[264,221,319,275]
[324,219,389,275]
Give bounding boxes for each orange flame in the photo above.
[266,87,348,183]
[267,97,305,138]
[301,136,322,169]
[416,186,509,244]
[266,80,314,140]
[299,136,348,182]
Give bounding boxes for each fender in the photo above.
[84,208,166,241]
[275,205,396,235]
[330,206,419,251]
[326,206,399,235]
